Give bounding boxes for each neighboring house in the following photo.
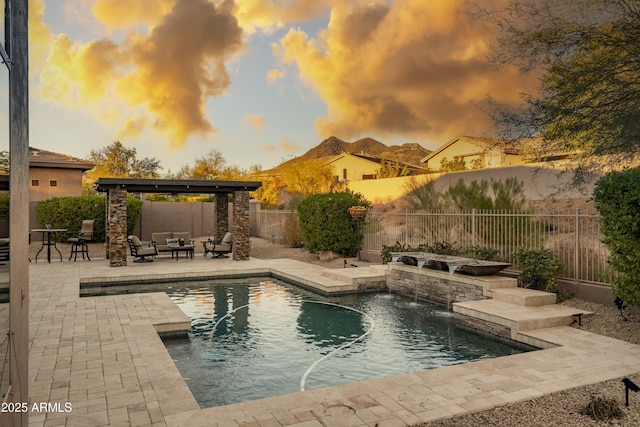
[323,152,425,181]
[421,136,523,171]
[28,147,95,201]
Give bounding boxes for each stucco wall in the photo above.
[346,163,596,204]
[328,154,381,181]
[28,168,84,201]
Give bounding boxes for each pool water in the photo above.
[154,278,532,408]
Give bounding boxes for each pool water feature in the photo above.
[147,277,533,408]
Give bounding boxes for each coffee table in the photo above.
[169,244,194,260]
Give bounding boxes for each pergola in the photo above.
[95,178,262,267]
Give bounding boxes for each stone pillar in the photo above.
[233,190,250,260]
[108,189,128,267]
[215,193,229,240]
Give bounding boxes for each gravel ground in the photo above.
[34,237,640,426]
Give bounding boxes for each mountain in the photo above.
[288,136,432,166]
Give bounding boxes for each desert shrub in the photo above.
[593,168,640,308]
[402,177,443,211]
[580,395,623,421]
[513,247,561,293]
[297,192,370,256]
[35,195,143,241]
[282,213,303,247]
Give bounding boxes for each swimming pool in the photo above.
[126,277,532,408]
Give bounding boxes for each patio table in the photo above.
[169,244,194,260]
[32,228,67,263]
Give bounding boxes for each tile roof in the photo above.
[29,147,95,171]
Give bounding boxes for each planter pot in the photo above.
[348,208,367,220]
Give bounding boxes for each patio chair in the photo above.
[127,235,158,263]
[205,232,233,258]
[66,219,95,261]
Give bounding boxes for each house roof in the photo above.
[29,147,95,171]
[420,136,519,164]
[324,151,426,173]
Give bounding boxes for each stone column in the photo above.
[108,189,128,267]
[215,193,229,240]
[233,190,250,260]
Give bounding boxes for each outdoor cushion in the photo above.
[152,232,193,252]
[152,232,173,246]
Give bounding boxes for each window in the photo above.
[49,180,58,187]
[31,179,39,187]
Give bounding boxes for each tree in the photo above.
[439,157,466,172]
[377,157,410,178]
[190,149,227,179]
[86,140,161,180]
[477,0,640,187]
[279,159,336,197]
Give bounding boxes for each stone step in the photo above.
[453,299,592,343]
[491,287,557,306]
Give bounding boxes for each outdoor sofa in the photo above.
[152,232,193,253]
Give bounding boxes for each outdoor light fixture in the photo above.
[622,377,639,407]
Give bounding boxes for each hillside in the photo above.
[279,136,431,168]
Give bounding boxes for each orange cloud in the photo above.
[92,0,176,30]
[273,0,535,147]
[242,113,266,131]
[36,0,244,149]
[235,0,341,33]
[266,68,286,84]
[259,144,277,152]
[280,137,301,152]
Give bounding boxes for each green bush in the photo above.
[513,247,561,293]
[466,245,500,261]
[593,168,640,308]
[35,195,143,242]
[297,192,370,256]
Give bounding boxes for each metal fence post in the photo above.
[472,208,477,247]
[575,208,580,283]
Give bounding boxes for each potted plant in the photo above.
[178,237,185,247]
[347,205,367,220]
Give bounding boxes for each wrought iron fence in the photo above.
[257,208,611,285]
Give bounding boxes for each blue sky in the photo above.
[2,0,536,173]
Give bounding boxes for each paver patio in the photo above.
[27,254,640,426]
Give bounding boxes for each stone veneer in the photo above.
[108,188,128,266]
[386,263,491,306]
[215,193,229,240]
[232,190,250,260]
[454,312,513,340]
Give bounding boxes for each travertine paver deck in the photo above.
[27,255,640,426]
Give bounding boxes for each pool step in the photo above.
[321,266,387,290]
[490,287,557,306]
[453,299,592,344]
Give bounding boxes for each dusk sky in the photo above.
[1,0,538,173]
